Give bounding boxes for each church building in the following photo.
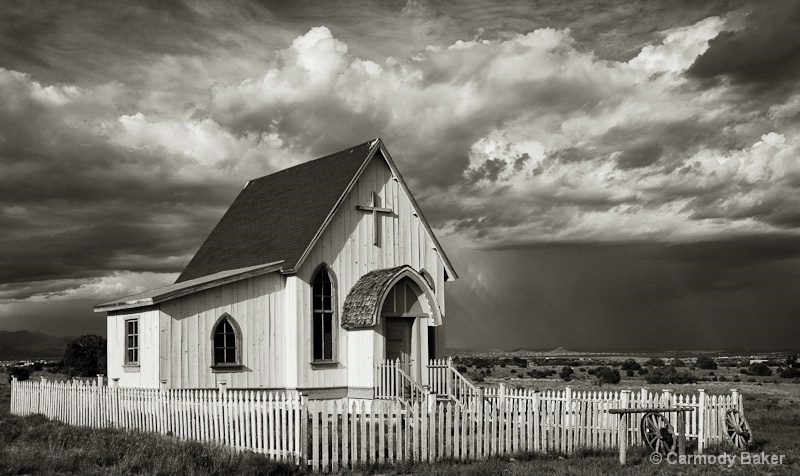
[94,139,457,399]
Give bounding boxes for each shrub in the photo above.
[780,367,800,378]
[64,335,107,377]
[748,362,772,376]
[646,367,697,384]
[620,359,641,371]
[455,365,467,373]
[626,369,634,377]
[696,356,717,370]
[559,366,574,381]
[8,366,32,382]
[644,358,665,367]
[673,359,686,367]
[594,367,621,385]
[638,367,649,376]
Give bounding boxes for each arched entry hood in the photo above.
[341,265,442,329]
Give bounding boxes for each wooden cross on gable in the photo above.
[356,191,393,246]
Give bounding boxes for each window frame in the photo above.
[311,264,337,364]
[210,313,243,372]
[124,317,139,367]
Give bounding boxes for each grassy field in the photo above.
[1,370,798,475]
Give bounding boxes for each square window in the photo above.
[124,318,139,365]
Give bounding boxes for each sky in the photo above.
[1,0,799,351]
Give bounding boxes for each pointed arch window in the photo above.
[312,266,335,362]
[212,313,242,370]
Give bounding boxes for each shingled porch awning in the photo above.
[341,265,442,329]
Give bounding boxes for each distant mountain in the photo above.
[0,330,75,360]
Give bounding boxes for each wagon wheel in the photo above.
[725,410,752,449]
[640,412,677,455]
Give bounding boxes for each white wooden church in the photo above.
[95,139,458,399]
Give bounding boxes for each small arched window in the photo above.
[212,314,241,368]
[312,266,335,362]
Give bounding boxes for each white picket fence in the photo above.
[481,385,743,453]
[10,377,302,463]
[10,377,743,474]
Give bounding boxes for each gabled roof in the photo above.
[176,141,374,282]
[177,138,458,283]
[94,261,283,312]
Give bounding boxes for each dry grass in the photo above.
[1,370,798,475]
[0,372,300,476]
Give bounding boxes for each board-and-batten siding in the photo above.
[296,153,447,390]
[157,272,285,389]
[107,308,160,388]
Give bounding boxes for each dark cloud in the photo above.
[615,141,664,170]
[464,158,508,183]
[1,0,798,352]
[688,1,800,88]
[445,238,800,351]
[0,71,239,291]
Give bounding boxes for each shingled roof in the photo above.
[176,141,375,283]
[341,266,405,329]
[341,265,442,329]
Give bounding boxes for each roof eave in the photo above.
[377,142,459,280]
[94,261,284,313]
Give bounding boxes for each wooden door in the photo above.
[385,319,412,366]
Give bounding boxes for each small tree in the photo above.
[594,366,621,385]
[780,367,800,378]
[747,362,772,376]
[644,357,664,367]
[620,359,641,371]
[8,366,32,383]
[64,335,107,377]
[646,367,697,384]
[559,366,574,381]
[696,356,717,370]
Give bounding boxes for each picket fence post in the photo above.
[697,389,706,453]
[731,388,740,412]
[446,356,454,397]
[10,376,17,414]
[299,392,309,469]
[618,390,630,464]
[565,386,573,454]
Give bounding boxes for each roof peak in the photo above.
[248,139,381,185]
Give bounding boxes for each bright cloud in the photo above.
[0,272,177,302]
[3,4,800,305]
[201,18,800,247]
[114,113,248,165]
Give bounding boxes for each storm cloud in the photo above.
[1,0,798,350]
